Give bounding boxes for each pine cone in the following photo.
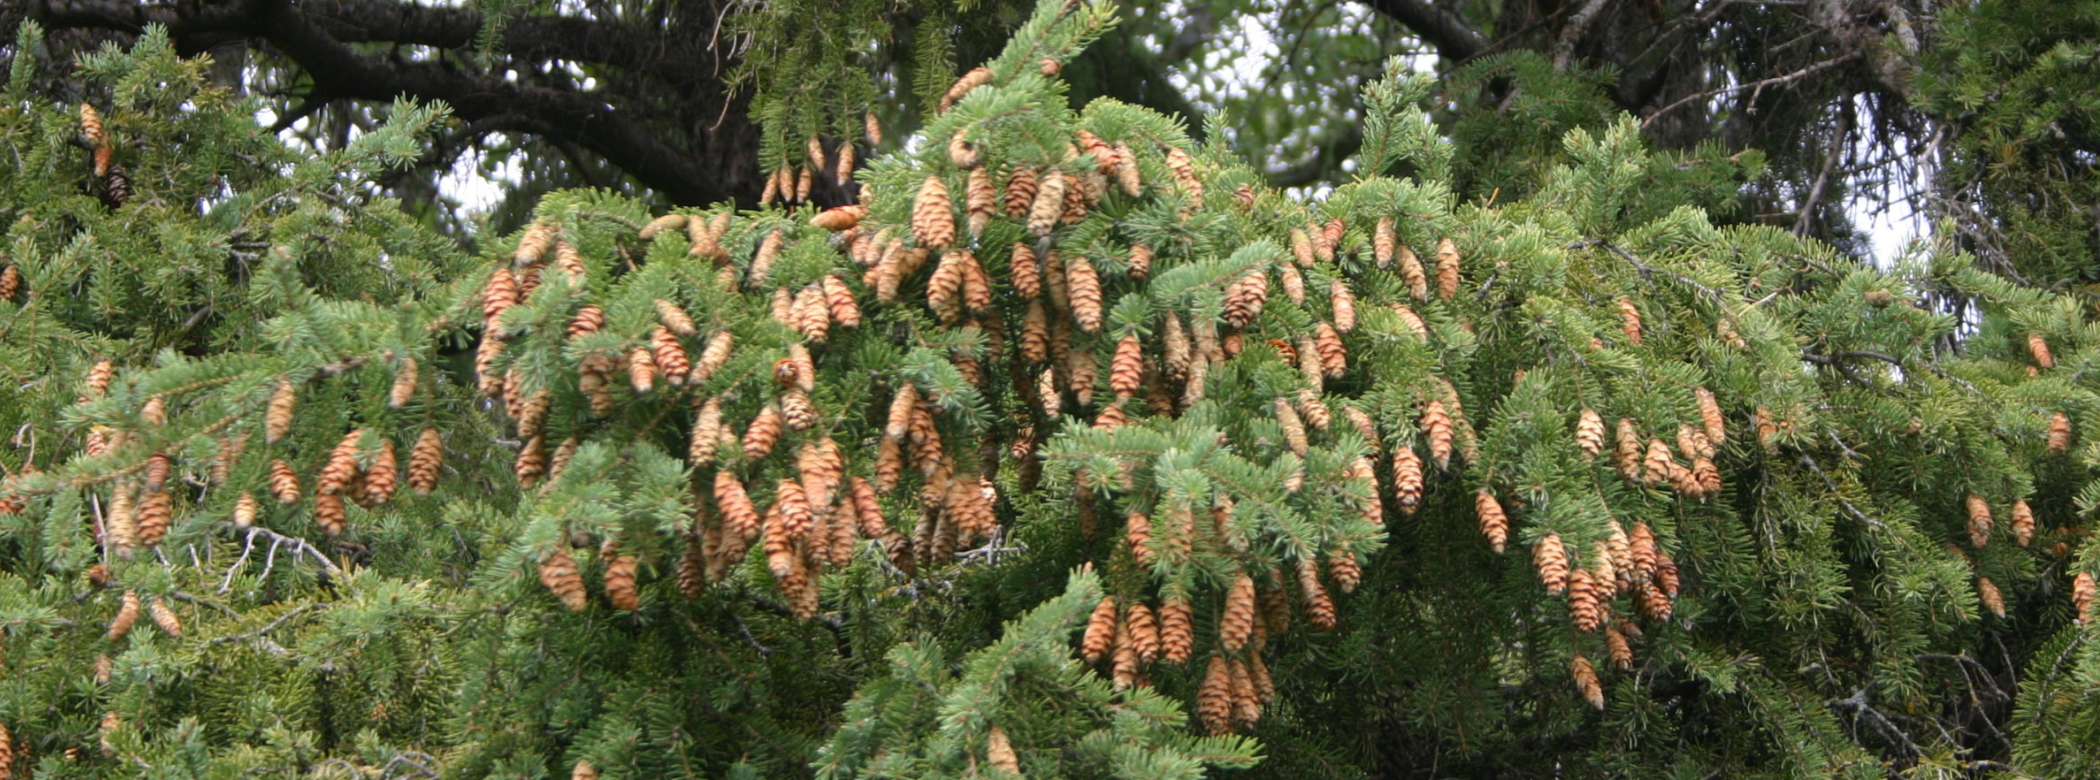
[1392,447,1424,514]
[2073,571,2095,624]
[1112,142,1141,196]
[1081,595,1117,663]
[1329,548,1362,593]
[1297,556,1336,631]
[1420,400,1455,471]
[927,250,965,323]
[986,725,1021,776]
[1221,271,1268,329]
[540,547,587,611]
[691,331,734,385]
[1026,170,1066,237]
[1628,522,1659,583]
[910,176,957,250]
[1615,418,1644,482]
[1160,596,1193,664]
[2029,332,2054,369]
[1164,146,1202,204]
[108,590,141,642]
[1230,656,1261,726]
[1290,228,1315,269]
[1474,489,1508,554]
[1434,237,1460,300]
[358,439,396,507]
[1978,576,2006,619]
[1618,298,1642,346]
[149,596,181,638]
[1641,438,1675,488]
[966,168,996,238]
[481,267,519,328]
[1198,655,1234,735]
[265,379,297,444]
[1605,624,1635,670]
[1694,387,1726,444]
[1575,408,1607,459]
[1280,262,1307,303]
[1233,183,1255,211]
[1274,398,1309,457]
[822,275,861,328]
[605,554,640,610]
[939,67,994,111]
[1330,280,1356,333]
[1535,533,1569,595]
[1571,653,1605,710]
[743,403,784,459]
[1110,616,1138,691]
[1066,255,1103,333]
[2047,410,2075,455]
[716,471,760,541]
[267,458,301,504]
[2011,499,2036,547]
[1568,569,1603,632]
[639,213,689,241]
[1004,167,1038,217]
[1314,322,1347,378]
[400,427,441,495]
[80,102,105,146]
[1966,494,1993,548]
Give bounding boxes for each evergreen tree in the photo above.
[1,3,2098,779]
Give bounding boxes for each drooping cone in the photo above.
[1067,255,1103,333]
[409,427,443,494]
[1434,237,1460,300]
[107,590,141,642]
[540,547,588,611]
[2029,332,2054,369]
[1966,494,1993,548]
[912,175,956,249]
[1571,653,1605,710]
[1605,624,1635,670]
[1297,556,1336,630]
[1694,387,1726,445]
[1535,533,1569,595]
[2073,571,2096,624]
[1222,271,1268,329]
[1159,596,1193,664]
[1220,573,1257,652]
[1420,400,1455,470]
[265,379,297,444]
[1475,489,1508,553]
[1575,408,1607,459]
[1618,297,1642,345]
[2050,411,2074,454]
[986,724,1021,776]
[1978,577,2006,619]
[2011,499,2036,547]
[1568,569,1603,632]
[1081,596,1117,662]
[149,596,181,638]
[1392,447,1424,514]
[605,554,640,611]
[1198,655,1234,735]
[269,458,301,504]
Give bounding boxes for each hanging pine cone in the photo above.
[1230,656,1260,726]
[267,458,301,504]
[540,547,587,611]
[2073,571,2095,624]
[1475,489,1509,553]
[605,554,640,611]
[359,439,397,507]
[1694,387,1726,445]
[2010,499,2036,547]
[1297,556,1336,631]
[107,590,141,642]
[1978,576,2006,619]
[2048,411,2074,454]
[265,379,297,444]
[1110,335,1143,399]
[912,176,956,250]
[966,167,996,238]
[1535,533,1569,595]
[1392,447,1424,514]
[149,596,181,638]
[1027,170,1067,237]
[1066,255,1103,333]
[1571,653,1605,709]
[743,403,784,459]
[406,427,443,495]
[716,472,760,541]
[1160,596,1193,664]
[1641,438,1676,488]
[987,724,1021,776]
[1198,655,1234,735]
[2029,332,2055,369]
[1082,595,1117,662]
[692,331,734,385]
[1164,146,1202,204]
[1222,271,1268,329]
[1618,298,1642,346]
[1221,573,1257,652]
[1966,494,1993,548]
[1420,400,1455,470]
[1126,601,1161,664]
[1314,322,1347,378]
[1568,569,1603,632]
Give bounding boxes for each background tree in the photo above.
[3,1,2100,780]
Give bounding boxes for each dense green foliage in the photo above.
[2,2,2100,779]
